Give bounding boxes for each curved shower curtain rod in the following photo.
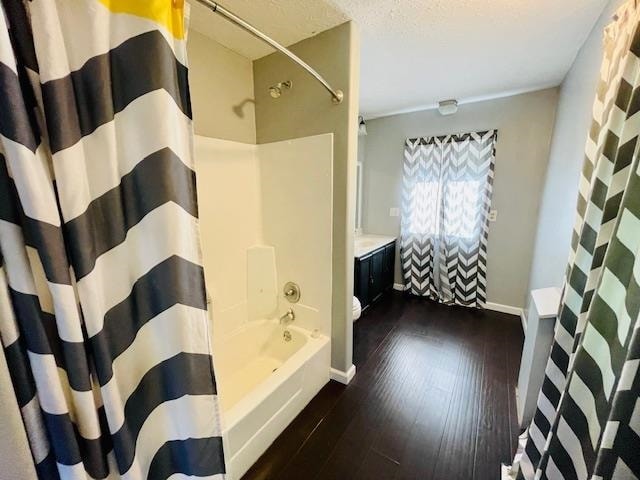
[192,0,344,104]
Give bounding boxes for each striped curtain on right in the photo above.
[514,1,640,478]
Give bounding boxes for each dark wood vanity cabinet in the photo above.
[354,240,396,310]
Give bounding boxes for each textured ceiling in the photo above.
[189,0,609,119]
[187,0,348,59]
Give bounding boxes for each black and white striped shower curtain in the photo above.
[512,1,640,478]
[0,1,224,478]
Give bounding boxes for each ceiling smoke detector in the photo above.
[438,99,458,116]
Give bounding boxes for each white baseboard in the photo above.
[393,283,406,291]
[485,302,523,318]
[520,310,527,334]
[330,364,356,385]
[515,386,525,428]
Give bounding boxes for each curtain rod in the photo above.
[192,0,344,104]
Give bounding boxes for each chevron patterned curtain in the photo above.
[401,130,497,308]
[0,1,224,479]
[510,1,640,478]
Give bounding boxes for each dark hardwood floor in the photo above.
[242,291,524,480]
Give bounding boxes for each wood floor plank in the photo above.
[315,332,430,478]
[430,306,487,480]
[473,315,514,479]
[242,292,524,480]
[371,333,454,462]
[353,292,406,367]
[274,384,369,479]
[354,449,400,480]
[393,386,452,480]
[505,315,525,454]
[242,380,346,480]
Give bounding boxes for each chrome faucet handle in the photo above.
[283,282,300,303]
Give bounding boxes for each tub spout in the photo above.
[279,308,295,326]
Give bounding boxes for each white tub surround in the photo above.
[355,234,397,258]
[215,319,330,479]
[247,246,278,320]
[195,134,334,479]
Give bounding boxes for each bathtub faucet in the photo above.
[279,308,295,326]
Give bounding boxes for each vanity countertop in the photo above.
[354,234,397,259]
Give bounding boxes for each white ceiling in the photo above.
[187,0,348,59]
[189,0,609,119]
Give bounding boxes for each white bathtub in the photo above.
[214,319,330,479]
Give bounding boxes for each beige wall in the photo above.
[528,0,624,293]
[253,22,360,372]
[361,88,559,309]
[187,30,256,143]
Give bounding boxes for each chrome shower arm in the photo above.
[192,0,344,104]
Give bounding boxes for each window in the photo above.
[408,181,440,235]
[409,179,481,239]
[442,180,481,239]
[401,130,497,307]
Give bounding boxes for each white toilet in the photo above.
[352,296,362,321]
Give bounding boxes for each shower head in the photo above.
[268,80,292,99]
[232,104,245,118]
[269,86,281,98]
[231,98,255,119]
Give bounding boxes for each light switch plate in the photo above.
[488,209,498,222]
[389,207,400,217]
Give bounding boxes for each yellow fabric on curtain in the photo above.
[97,0,186,38]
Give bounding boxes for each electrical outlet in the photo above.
[389,207,400,217]
[488,209,498,222]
